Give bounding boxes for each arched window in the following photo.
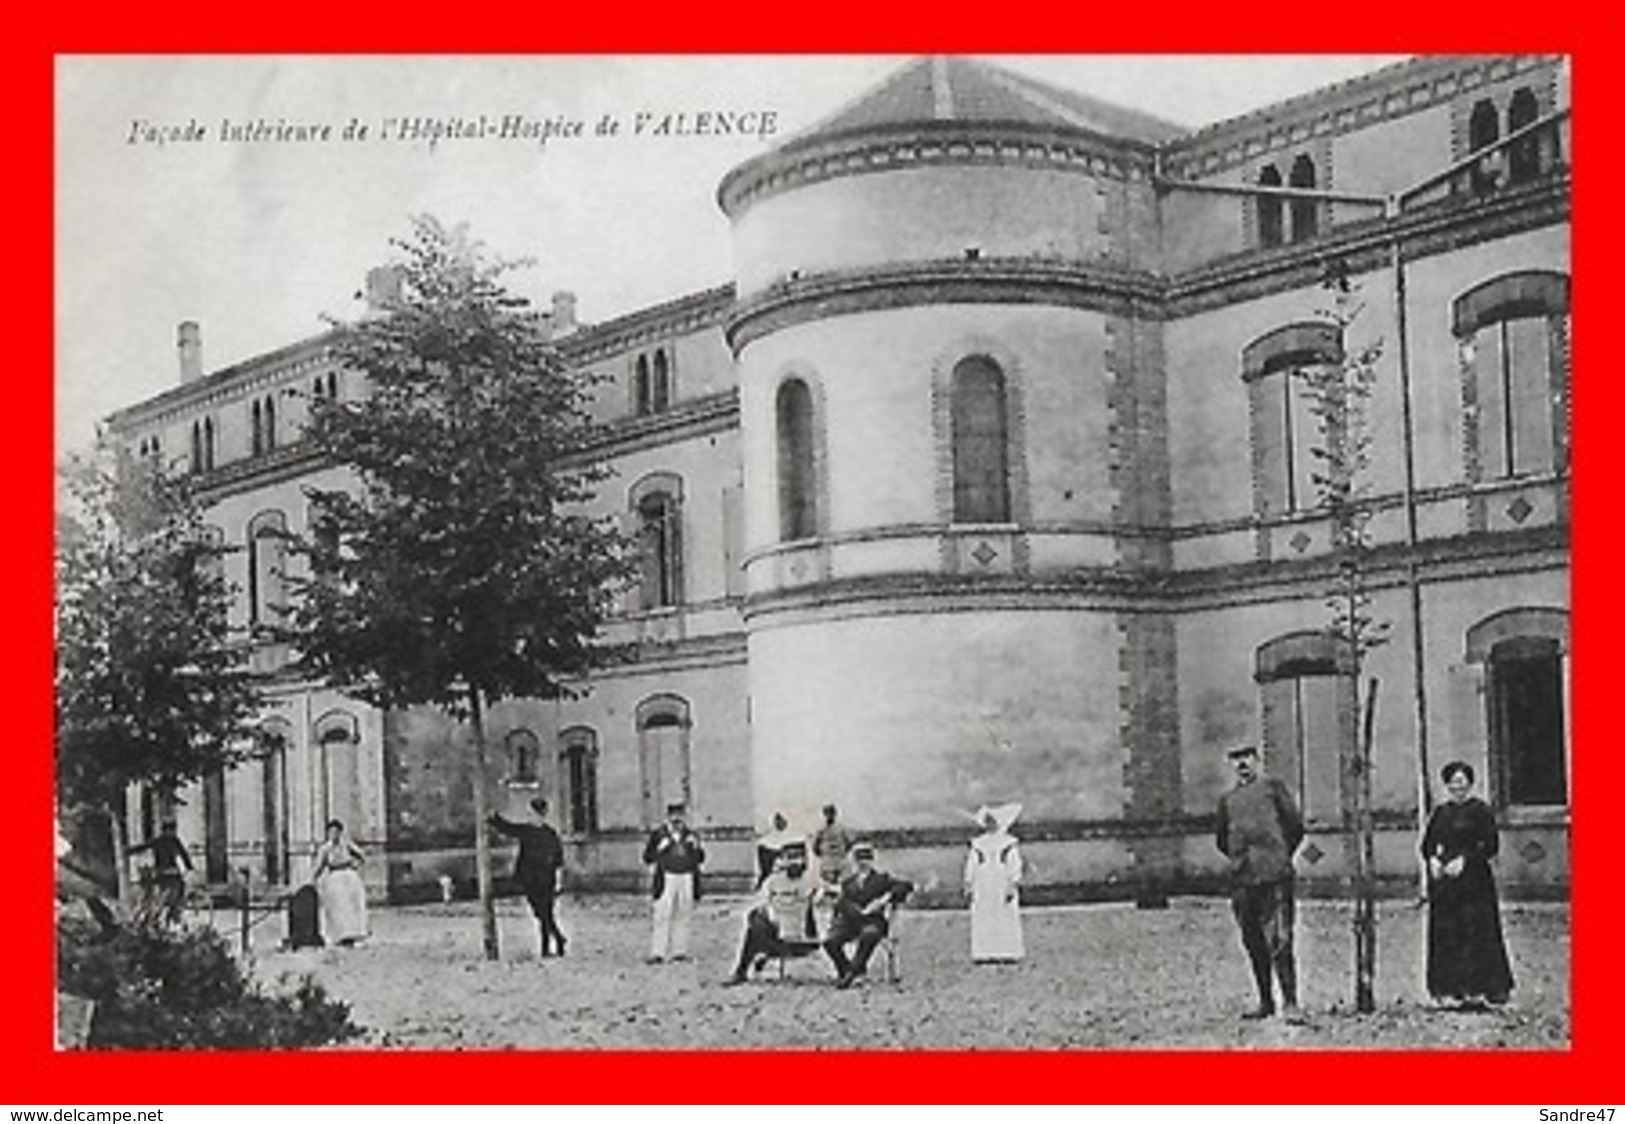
[257,719,292,885]
[1257,164,1284,248]
[1288,155,1318,243]
[202,765,228,882]
[505,728,541,787]
[250,396,277,456]
[1453,271,1569,480]
[192,418,215,473]
[776,378,817,542]
[315,710,363,836]
[559,728,600,836]
[951,355,1011,524]
[651,349,672,412]
[1467,608,1568,808]
[634,487,683,609]
[1243,323,1344,516]
[1506,87,1541,185]
[1255,631,1356,829]
[1469,98,1501,195]
[634,354,651,416]
[246,511,290,629]
[312,370,339,405]
[636,697,691,829]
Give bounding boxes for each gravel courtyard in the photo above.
[241,893,1569,1050]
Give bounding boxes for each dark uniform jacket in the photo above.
[1216,777,1304,885]
[489,815,564,890]
[832,868,913,933]
[642,826,705,899]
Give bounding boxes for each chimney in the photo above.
[177,320,203,384]
[549,290,578,338]
[363,265,405,315]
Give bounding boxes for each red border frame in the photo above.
[10,2,1617,1105]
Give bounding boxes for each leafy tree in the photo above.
[292,216,633,959]
[55,445,264,901]
[1298,263,1392,1013]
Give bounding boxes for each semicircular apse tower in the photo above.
[719,57,1187,891]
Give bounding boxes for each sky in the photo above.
[54,54,1410,456]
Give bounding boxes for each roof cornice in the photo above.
[1162,54,1561,180]
[105,331,339,433]
[718,120,1159,220]
[559,284,734,364]
[726,256,1164,353]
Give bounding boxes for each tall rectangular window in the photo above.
[1507,87,1542,185]
[1254,363,1321,515]
[505,729,540,786]
[1476,317,1556,478]
[637,705,690,830]
[561,738,599,836]
[951,356,1011,524]
[1244,324,1343,520]
[1262,673,1342,826]
[636,492,682,608]
[1454,271,1568,483]
[1257,165,1283,248]
[777,379,817,541]
[1468,97,1500,195]
[247,512,289,629]
[1490,638,1567,806]
[1288,155,1319,243]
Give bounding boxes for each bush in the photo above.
[57,916,363,1048]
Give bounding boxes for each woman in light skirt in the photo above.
[313,819,369,947]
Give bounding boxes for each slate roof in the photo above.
[793,56,1188,146]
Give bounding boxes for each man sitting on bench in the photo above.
[824,842,913,989]
[724,839,828,985]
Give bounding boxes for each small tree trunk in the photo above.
[468,686,500,961]
[1355,678,1380,1013]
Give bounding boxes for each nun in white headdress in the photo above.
[964,802,1024,963]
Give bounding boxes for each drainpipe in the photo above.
[1388,196,1432,894]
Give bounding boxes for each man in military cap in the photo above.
[642,801,705,963]
[823,841,912,989]
[486,795,567,958]
[723,838,829,985]
[1216,743,1307,1023]
[812,803,852,886]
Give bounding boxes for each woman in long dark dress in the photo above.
[1421,761,1514,1007]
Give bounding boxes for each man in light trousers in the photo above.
[643,802,706,962]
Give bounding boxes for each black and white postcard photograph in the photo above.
[47,50,1580,1077]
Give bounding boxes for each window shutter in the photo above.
[722,483,744,597]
